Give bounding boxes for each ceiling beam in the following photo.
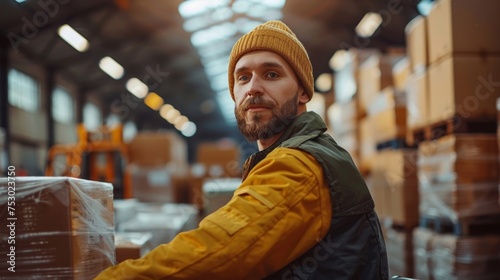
[2,1,116,34]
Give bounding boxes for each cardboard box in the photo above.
[431,234,500,279]
[405,69,429,131]
[386,228,414,278]
[418,134,500,219]
[370,158,391,219]
[392,57,411,91]
[334,48,379,103]
[128,164,187,203]
[177,164,207,211]
[0,177,114,279]
[359,117,376,173]
[428,55,500,125]
[372,150,419,227]
[358,55,382,113]
[368,87,407,144]
[115,232,153,263]
[427,0,500,64]
[129,130,188,168]
[357,53,406,113]
[196,141,241,178]
[405,15,428,72]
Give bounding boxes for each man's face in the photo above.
[233,51,308,142]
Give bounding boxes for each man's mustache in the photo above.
[242,97,275,110]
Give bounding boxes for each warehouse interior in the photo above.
[1,0,500,278]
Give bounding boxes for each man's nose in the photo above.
[246,76,264,96]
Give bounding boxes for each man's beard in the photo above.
[235,92,298,142]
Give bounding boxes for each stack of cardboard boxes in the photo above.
[127,130,189,203]
[0,177,115,279]
[327,1,500,277]
[407,0,500,279]
[426,0,500,127]
[194,140,242,216]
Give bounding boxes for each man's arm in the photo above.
[95,148,331,280]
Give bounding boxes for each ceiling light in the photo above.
[57,24,89,52]
[165,109,181,123]
[315,73,333,92]
[232,0,251,13]
[178,0,230,18]
[262,10,283,21]
[180,121,197,137]
[144,92,164,111]
[211,6,233,21]
[99,56,124,80]
[417,0,435,16]
[201,55,229,69]
[15,0,26,3]
[159,104,174,119]
[183,17,209,32]
[126,78,148,98]
[234,18,264,33]
[191,22,237,47]
[329,49,351,71]
[198,41,233,60]
[174,115,189,130]
[355,12,383,38]
[261,0,286,8]
[247,5,268,19]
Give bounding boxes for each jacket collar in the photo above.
[242,111,327,180]
[263,111,327,153]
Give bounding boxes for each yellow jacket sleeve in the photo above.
[95,147,332,280]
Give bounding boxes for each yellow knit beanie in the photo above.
[228,20,314,101]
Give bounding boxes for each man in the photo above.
[95,20,388,280]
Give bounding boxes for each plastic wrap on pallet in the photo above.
[418,134,500,221]
[0,177,115,279]
[431,234,500,280]
[413,227,436,280]
[385,227,414,278]
[419,182,500,221]
[370,149,419,227]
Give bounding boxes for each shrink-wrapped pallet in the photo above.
[0,177,115,279]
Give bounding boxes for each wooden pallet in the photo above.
[407,116,497,146]
[419,214,500,236]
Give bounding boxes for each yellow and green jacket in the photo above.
[95,111,388,280]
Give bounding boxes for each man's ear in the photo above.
[298,85,309,104]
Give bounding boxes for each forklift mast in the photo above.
[45,124,132,199]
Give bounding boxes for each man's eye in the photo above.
[238,75,249,81]
[266,72,278,78]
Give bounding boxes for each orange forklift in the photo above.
[45,124,132,199]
